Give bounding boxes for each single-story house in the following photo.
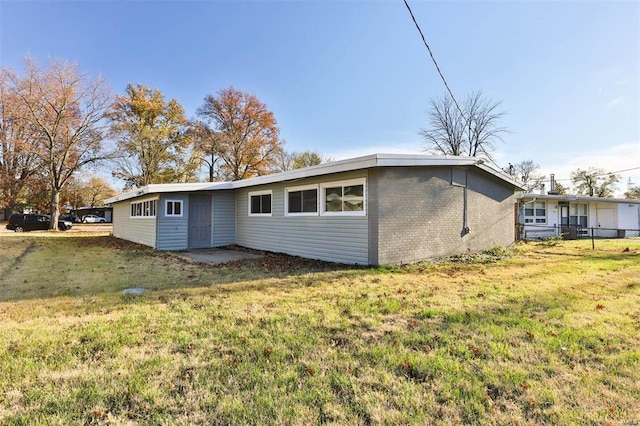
[105,154,522,265]
[518,194,640,239]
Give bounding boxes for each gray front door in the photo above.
[189,195,212,248]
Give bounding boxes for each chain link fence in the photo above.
[517,223,640,242]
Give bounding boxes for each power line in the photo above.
[549,166,640,182]
[402,0,465,121]
[402,0,505,171]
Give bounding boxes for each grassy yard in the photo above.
[0,234,638,425]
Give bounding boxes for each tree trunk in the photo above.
[49,189,60,230]
[2,207,13,221]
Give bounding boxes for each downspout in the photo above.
[462,180,469,236]
[460,159,488,237]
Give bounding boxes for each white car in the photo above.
[82,214,107,223]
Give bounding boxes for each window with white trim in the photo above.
[165,200,183,217]
[320,178,366,216]
[524,201,546,224]
[248,190,272,216]
[130,199,157,217]
[285,184,318,215]
[569,203,587,227]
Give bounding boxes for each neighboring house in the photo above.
[518,194,640,239]
[73,206,114,222]
[105,154,521,265]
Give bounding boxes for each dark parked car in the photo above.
[6,214,73,232]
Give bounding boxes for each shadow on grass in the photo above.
[0,235,362,304]
[2,235,638,306]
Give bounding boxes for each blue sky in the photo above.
[1,0,638,194]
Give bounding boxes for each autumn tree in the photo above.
[571,167,620,197]
[421,91,507,160]
[276,150,332,172]
[110,84,194,188]
[6,58,112,229]
[553,181,568,195]
[85,176,116,206]
[512,160,545,192]
[60,178,88,210]
[0,68,44,218]
[624,186,640,199]
[188,120,222,182]
[196,87,284,181]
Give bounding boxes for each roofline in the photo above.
[105,153,523,204]
[518,193,640,204]
[105,182,232,204]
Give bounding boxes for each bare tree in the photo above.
[196,87,284,181]
[513,160,545,192]
[571,167,620,197]
[7,58,112,229]
[421,91,507,160]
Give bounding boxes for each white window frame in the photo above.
[523,201,546,224]
[165,199,184,218]
[248,190,273,217]
[285,184,319,217]
[569,203,588,227]
[320,178,366,217]
[130,199,158,218]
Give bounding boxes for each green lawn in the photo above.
[0,235,639,425]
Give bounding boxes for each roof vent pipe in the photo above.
[548,173,559,195]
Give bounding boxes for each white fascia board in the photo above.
[106,153,523,204]
[228,154,379,189]
[105,182,232,204]
[517,193,640,204]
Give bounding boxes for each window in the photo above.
[320,178,366,216]
[285,185,318,215]
[130,199,157,218]
[248,190,272,216]
[569,203,587,227]
[524,201,546,224]
[165,200,183,217]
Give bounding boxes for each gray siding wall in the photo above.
[157,194,190,250]
[235,170,369,264]
[213,191,236,246]
[375,167,515,265]
[112,196,158,248]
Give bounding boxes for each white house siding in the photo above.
[618,203,640,237]
[156,194,190,250]
[112,195,158,248]
[235,170,369,264]
[375,167,516,264]
[213,191,236,246]
[594,203,617,238]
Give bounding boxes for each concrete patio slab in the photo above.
[174,248,263,264]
